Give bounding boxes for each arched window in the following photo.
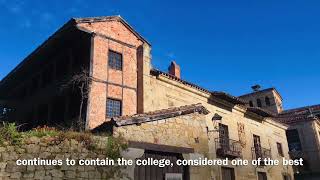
[257,98,262,107]
[265,96,271,106]
[249,101,253,107]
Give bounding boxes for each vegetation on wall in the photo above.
[0,122,128,179]
[0,122,127,159]
[0,122,23,145]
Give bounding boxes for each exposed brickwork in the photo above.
[168,61,181,79]
[79,20,144,129]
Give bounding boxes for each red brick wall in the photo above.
[77,20,143,129]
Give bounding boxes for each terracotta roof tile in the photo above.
[247,107,276,117]
[274,104,320,124]
[150,69,210,94]
[112,103,210,126]
[211,91,247,105]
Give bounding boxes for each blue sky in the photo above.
[0,0,319,109]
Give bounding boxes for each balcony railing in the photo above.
[251,147,271,165]
[215,138,242,159]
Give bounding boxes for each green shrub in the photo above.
[0,122,22,145]
[25,126,60,138]
[57,131,96,150]
[106,135,128,159]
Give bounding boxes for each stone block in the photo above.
[34,170,45,179]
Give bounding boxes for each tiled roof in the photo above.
[274,115,317,124]
[274,104,320,124]
[150,69,247,106]
[280,104,320,116]
[150,69,211,94]
[211,91,247,105]
[112,103,210,126]
[247,107,276,117]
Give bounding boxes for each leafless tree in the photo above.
[62,69,91,131]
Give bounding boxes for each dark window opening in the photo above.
[283,174,291,180]
[258,172,267,180]
[257,98,262,107]
[277,142,284,157]
[286,129,302,151]
[108,50,122,70]
[106,98,122,118]
[219,124,229,140]
[265,96,271,106]
[253,135,261,149]
[221,167,235,180]
[249,101,253,107]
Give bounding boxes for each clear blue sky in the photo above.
[0,0,319,110]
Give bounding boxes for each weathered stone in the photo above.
[48,169,63,178]
[9,172,21,179]
[88,171,101,179]
[23,172,34,178]
[26,144,40,154]
[65,171,76,178]
[34,170,45,179]
[78,171,88,178]
[26,137,41,144]
[0,163,6,171]
[39,152,51,159]
[0,147,5,153]
[26,165,35,172]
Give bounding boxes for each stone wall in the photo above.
[114,112,211,180]
[0,136,125,180]
[289,120,320,173]
[141,73,294,180]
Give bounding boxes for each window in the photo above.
[257,98,262,107]
[253,135,262,159]
[286,129,302,151]
[257,172,267,180]
[265,96,271,106]
[108,50,122,70]
[106,99,122,118]
[283,174,291,180]
[221,167,235,180]
[277,142,284,157]
[249,101,253,107]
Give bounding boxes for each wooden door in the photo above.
[219,124,229,149]
[253,134,262,158]
[134,150,188,180]
[221,167,235,180]
[258,172,267,180]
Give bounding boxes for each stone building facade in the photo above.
[0,15,295,180]
[240,88,320,180]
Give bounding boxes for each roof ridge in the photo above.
[111,103,209,126]
[73,15,150,46]
[282,104,320,114]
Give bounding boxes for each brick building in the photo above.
[0,16,296,180]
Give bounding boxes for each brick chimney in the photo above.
[168,61,181,78]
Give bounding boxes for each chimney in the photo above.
[168,61,181,78]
